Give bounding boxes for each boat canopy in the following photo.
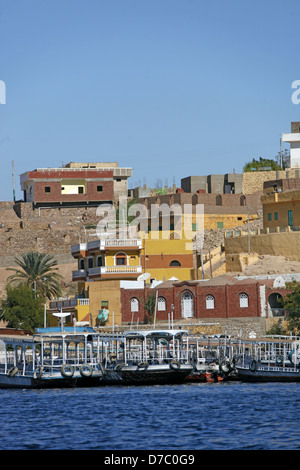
[123,329,189,340]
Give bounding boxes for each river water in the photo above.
[0,381,299,451]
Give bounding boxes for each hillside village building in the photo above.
[121,275,287,323]
[69,233,195,326]
[282,121,300,169]
[262,178,300,229]
[20,162,132,207]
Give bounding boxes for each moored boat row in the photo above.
[0,326,299,388]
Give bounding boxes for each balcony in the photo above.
[71,238,142,256]
[72,269,87,281]
[88,265,142,278]
[49,298,89,310]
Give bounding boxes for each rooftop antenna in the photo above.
[12,160,15,202]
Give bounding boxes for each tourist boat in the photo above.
[184,336,237,382]
[98,329,194,385]
[234,338,300,382]
[0,327,105,389]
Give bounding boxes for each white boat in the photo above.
[235,338,300,382]
[0,327,105,389]
[99,329,194,385]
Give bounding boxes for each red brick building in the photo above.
[121,275,287,323]
[20,162,132,207]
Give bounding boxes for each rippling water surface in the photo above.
[0,382,299,450]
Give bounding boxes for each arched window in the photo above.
[116,252,127,266]
[157,297,166,311]
[169,260,181,267]
[239,293,249,308]
[79,258,85,270]
[131,298,139,312]
[206,295,215,309]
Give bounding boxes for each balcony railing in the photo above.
[71,238,142,255]
[88,265,143,276]
[72,269,87,279]
[49,298,89,309]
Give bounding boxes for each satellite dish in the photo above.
[137,272,151,282]
[53,312,71,318]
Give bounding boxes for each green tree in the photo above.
[1,284,44,330]
[142,292,157,323]
[243,157,281,172]
[6,252,63,300]
[266,319,288,336]
[281,281,300,334]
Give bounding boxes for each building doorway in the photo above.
[268,293,284,317]
[181,291,194,318]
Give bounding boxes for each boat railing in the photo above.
[123,346,190,365]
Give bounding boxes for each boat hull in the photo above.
[0,371,103,389]
[236,366,300,382]
[101,364,193,385]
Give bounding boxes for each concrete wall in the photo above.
[225,231,300,262]
[242,169,300,194]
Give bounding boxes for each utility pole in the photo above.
[12,160,16,202]
[247,206,250,254]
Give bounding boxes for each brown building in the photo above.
[20,162,132,207]
[121,275,287,323]
[262,178,300,228]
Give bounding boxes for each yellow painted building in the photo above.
[70,232,196,326]
[261,189,300,229]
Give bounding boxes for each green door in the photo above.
[288,210,293,226]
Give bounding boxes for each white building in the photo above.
[282,121,300,169]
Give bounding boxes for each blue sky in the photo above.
[0,0,299,200]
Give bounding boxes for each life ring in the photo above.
[7,366,18,377]
[98,363,105,375]
[288,351,295,365]
[33,366,43,379]
[219,360,231,373]
[79,364,93,377]
[137,362,148,370]
[60,364,74,378]
[249,360,257,372]
[170,360,181,370]
[276,356,283,366]
[114,363,126,371]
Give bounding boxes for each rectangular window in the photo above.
[217,222,224,229]
[288,210,293,226]
[267,213,272,221]
[101,301,109,308]
[97,185,103,192]
[192,223,198,231]
[274,212,278,221]
[45,186,51,193]
[78,187,84,194]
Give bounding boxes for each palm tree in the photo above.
[6,252,63,300]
